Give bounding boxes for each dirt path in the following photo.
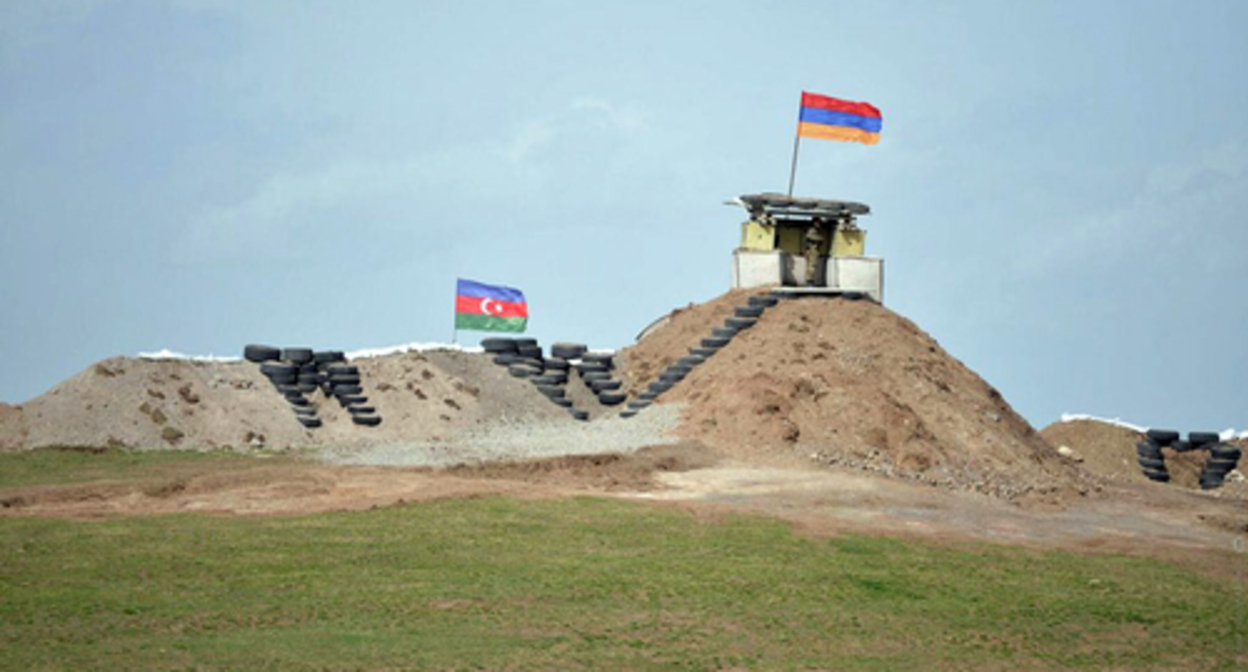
[3,446,1243,580]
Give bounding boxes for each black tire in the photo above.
[267,374,297,387]
[590,379,622,393]
[1198,479,1223,491]
[1142,470,1170,483]
[260,362,297,376]
[508,365,537,378]
[638,391,658,401]
[298,416,322,428]
[551,342,587,360]
[338,394,367,405]
[619,410,638,419]
[1203,458,1238,474]
[702,337,731,348]
[749,295,780,307]
[493,354,520,366]
[568,408,589,421]
[517,345,544,360]
[627,399,651,410]
[725,317,757,330]
[547,397,569,408]
[287,396,310,407]
[648,381,670,394]
[529,375,561,386]
[347,406,376,415]
[1170,440,1195,453]
[582,371,611,383]
[1135,441,1163,458]
[329,375,361,387]
[689,347,718,358]
[517,357,544,369]
[297,372,321,383]
[581,352,614,366]
[312,350,342,363]
[513,338,538,349]
[711,327,738,339]
[481,338,518,353]
[282,348,314,364]
[1137,456,1166,470]
[292,405,317,416]
[734,305,765,318]
[1210,445,1242,460]
[327,365,359,376]
[1145,429,1179,445]
[244,344,281,363]
[296,383,318,394]
[659,371,685,384]
[543,357,570,371]
[352,414,382,427]
[577,362,609,375]
[1188,431,1220,446]
[598,391,626,405]
[333,384,363,396]
[536,385,565,398]
[678,355,705,367]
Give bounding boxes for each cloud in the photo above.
[173,98,651,262]
[1011,141,1248,279]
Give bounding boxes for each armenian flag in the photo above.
[797,91,882,145]
[454,279,528,333]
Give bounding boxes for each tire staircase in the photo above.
[243,345,383,429]
[620,291,782,418]
[482,339,628,421]
[1136,429,1242,490]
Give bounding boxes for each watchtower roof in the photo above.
[733,193,870,219]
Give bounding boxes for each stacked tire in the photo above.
[484,338,586,419]
[1199,441,1242,491]
[1136,430,1173,482]
[575,350,625,414]
[483,338,545,380]
[244,345,323,429]
[326,363,381,426]
[623,294,776,418]
[243,344,382,429]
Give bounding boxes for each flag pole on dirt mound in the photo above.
[787,91,883,197]
[453,278,529,344]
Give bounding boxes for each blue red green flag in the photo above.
[454,278,528,333]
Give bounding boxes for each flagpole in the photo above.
[786,132,802,197]
[787,94,804,197]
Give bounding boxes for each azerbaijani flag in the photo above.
[454,278,528,333]
[797,91,882,145]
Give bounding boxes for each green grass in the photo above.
[0,447,290,490]
[3,495,1245,670]
[1,449,1245,669]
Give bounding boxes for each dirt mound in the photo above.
[0,350,568,451]
[1040,419,1247,499]
[619,292,1089,500]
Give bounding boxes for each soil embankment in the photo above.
[619,292,1090,501]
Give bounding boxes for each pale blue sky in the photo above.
[2,1,1245,431]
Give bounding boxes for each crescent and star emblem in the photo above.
[479,298,503,316]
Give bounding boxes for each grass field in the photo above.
[1,450,1245,670]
